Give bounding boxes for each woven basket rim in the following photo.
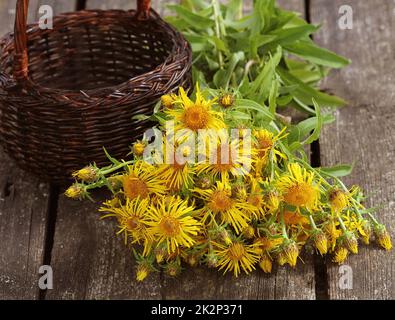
[0,8,190,102]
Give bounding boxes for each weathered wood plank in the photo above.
[0,0,76,300]
[311,0,395,299]
[46,192,162,300]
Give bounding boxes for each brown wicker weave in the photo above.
[0,0,192,183]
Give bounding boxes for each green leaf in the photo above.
[303,99,322,144]
[320,164,354,177]
[233,99,274,120]
[168,4,214,29]
[267,25,319,46]
[285,41,350,68]
[277,67,347,110]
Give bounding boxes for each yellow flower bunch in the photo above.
[66,85,391,281]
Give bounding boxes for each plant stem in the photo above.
[212,0,224,69]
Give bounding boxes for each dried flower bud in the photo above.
[231,184,247,200]
[72,166,99,183]
[196,176,212,189]
[65,183,87,200]
[374,224,392,251]
[242,225,255,239]
[313,231,328,255]
[343,231,359,254]
[333,246,349,264]
[219,229,233,245]
[136,263,151,282]
[218,93,234,108]
[360,219,372,245]
[283,241,299,267]
[155,247,167,264]
[259,254,272,273]
[165,261,182,277]
[185,253,200,267]
[277,252,287,266]
[206,253,219,268]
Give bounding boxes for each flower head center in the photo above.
[159,216,181,237]
[283,182,317,207]
[228,243,246,261]
[123,176,149,200]
[209,191,233,213]
[183,105,209,130]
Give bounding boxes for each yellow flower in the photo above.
[282,210,309,226]
[343,231,359,254]
[122,161,165,200]
[64,183,86,200]
[329,189,349,213]
[133,141,146,157]
[161,93,178,109]
[333,247,349,264]
[100,197,151,250]
[276,163,320,210]
[146,196,200,254]
[313,231,328,255]
[282,241,299,267]
[374,225,392,251]
[253,128,287,176]
[254,236,283,252]
[195,178,254,234]
[259,254,273,273]
[72,166,99,182]
[324,220,342,251]
[218,93,234,108]
[214,241,260,277]
[196,139,254,179]
[165,85,225,132]
[136,263,151,282]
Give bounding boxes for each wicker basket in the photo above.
[0,0,192,183]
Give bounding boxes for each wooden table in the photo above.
[0,0,393,300]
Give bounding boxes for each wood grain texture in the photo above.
[310,0,395,108]
[46,193,161,300]
[0,150,50,300]
[0,0,76,300]
[311,0,395,299]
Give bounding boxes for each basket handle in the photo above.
[13,0,29,82]
[12,0,152,82]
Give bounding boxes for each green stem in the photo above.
[337,215,347,232]
[212,0,224,69]
[308,214,318,230]
[101,161,133,176]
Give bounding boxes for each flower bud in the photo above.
[259,254,273,273]
[374,224,392,251]
[333,246,349,264]
[72,166,99,183]
[218,93,234,108]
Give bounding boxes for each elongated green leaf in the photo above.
[168,4,214,29]
[277,67,347,109]
[320,164,354,177]
[303,99,322,144]
[267,25,319,46]
[285,41,350,68]
[233,99,274,120]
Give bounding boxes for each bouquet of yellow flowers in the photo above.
[66,85,391,281]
